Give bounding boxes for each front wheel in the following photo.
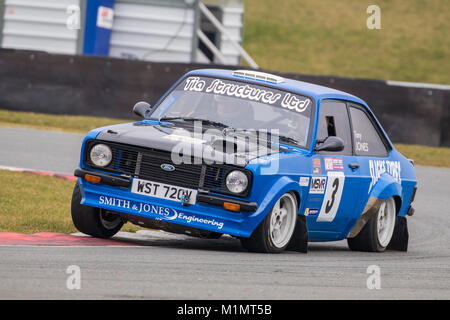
[71,182,124,238]
[241,192,298,253]
[347,197,397,252]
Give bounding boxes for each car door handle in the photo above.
[349,163,360,170]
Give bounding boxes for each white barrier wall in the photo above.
[218,1,243,65]
[0,0,81,54]
[0,0,246,65]
[109,0,196,62]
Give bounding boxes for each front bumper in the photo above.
[75,168,259,237]
[74,168,131,188]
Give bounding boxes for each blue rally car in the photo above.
[72,69,417,253]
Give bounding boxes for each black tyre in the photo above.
[241,192,298,253]
[347,197,396,252]
[71,182,124,238]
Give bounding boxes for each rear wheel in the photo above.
[241,192,298,253]
[347,197,396,252]
[71,182,124,238]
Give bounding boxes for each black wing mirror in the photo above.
[315,136,345,152]
[133,101,152,119]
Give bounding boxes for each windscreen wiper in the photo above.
[233,129,300,146]
[276,135,300,146]
[159,117,229,128]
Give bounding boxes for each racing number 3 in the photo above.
[325,178,339,213]
[317,172,345,222]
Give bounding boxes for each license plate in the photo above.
[131,178,197,205]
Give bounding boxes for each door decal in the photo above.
[317,171,345,222]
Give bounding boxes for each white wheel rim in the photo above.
[269,193,297,248]
[376,198,396,248]
[100,210,122,230]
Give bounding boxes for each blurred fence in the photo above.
[0,48,448,147]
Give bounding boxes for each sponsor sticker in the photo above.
[97,195,224,229]
[304,208,319,216]
[309,177,327,194]
[182,77,311,114]
[368,159,401,193]
[299,176,310,187]
[312,158,322,174]
[324,157,344,171]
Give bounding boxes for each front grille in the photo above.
[84,140,250,196]
[139,153,203,188]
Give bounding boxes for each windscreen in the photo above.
[151,76,314,147]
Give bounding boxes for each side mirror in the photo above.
[315,136,345,152]
[133,101,152,119]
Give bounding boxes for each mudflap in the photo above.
[387,216,409,252]
[286,215,308,253]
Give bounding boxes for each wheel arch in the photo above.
[392,195,402,215]
[347,173,402,238]
[289,189,301,213]
[244,176,304,238]
[369,172,402,202]
[239,178,305,253]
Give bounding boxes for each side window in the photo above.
[348,106,388,157]
[316,100,352,155]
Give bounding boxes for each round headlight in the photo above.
[90,144,112,167]
[225,170,248,194]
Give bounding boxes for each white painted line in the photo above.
[386,80,450,90]
[0,245,143,248]
[0,165,34,172]
[0,165,74,177]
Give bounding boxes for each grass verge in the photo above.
[0,109,130,134]
[0,170,142,234]
[243,0,450,84]
[395,144,450,168]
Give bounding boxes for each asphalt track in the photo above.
[0,126,449,299]
[0,126,84,175]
